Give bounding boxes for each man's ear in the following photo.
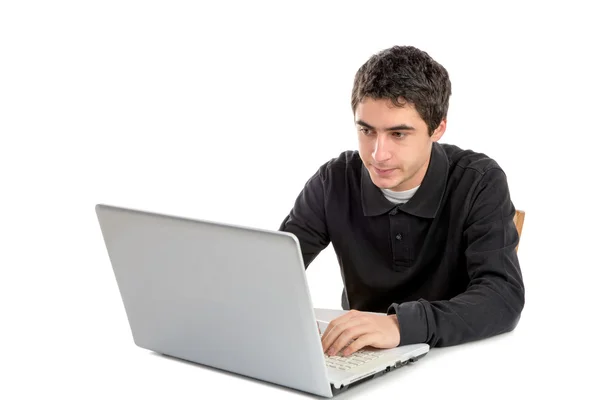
[431,119,447,142]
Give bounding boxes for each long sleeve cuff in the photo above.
[387,301,428,345]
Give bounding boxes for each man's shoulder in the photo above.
[318,150,363,173]
[439,142,502,176]
[308,150,363,189]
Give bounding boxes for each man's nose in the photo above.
[372,134,391,163]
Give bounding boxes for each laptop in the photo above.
[95,203,429,398]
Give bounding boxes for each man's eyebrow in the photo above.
[355,120,416,131]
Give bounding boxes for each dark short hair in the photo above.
[351,46,452,135]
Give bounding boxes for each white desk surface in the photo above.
[8,307,591,400]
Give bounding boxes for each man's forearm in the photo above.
[388,274,525,347]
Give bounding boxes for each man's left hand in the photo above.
[320,310,401,357]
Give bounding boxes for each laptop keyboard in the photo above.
[324,349,382,370]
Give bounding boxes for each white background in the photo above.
[1,1,599,399]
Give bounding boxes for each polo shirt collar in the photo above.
[361,141,449,218]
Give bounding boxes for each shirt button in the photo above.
[396,234,402,240]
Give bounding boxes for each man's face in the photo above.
[356,97,446,192]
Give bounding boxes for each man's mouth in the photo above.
[373,166,395,176]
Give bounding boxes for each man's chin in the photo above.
[369,174,402,190]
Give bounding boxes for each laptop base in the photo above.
[330,352,428,395]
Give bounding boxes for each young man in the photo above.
[279,45,525,356]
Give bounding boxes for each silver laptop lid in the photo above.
[95,204,333,398]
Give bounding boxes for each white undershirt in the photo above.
[381,185,420,204]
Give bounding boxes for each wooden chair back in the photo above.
[513,210,525,252]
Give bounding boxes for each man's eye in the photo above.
[392,132,406,138]
[360,128,372,135]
